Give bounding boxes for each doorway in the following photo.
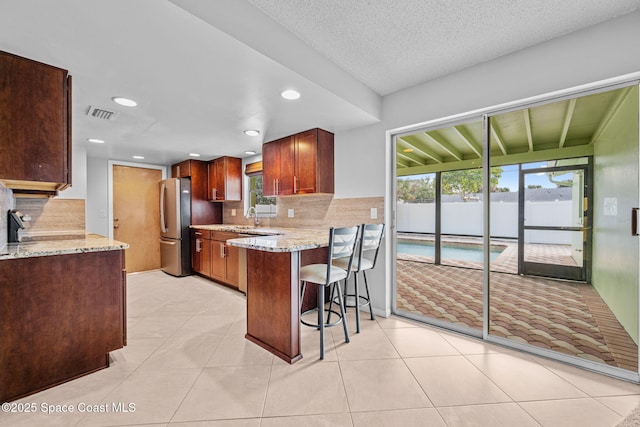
[112,164,163,273]
[518,161,592,282]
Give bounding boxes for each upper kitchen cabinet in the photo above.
[262,128,334,196]
[0,50,71,196]
[170,159,222,224]
[207,156,242,202]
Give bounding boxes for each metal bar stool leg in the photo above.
[354,273,361,333]
[326,281,336,324]
[335,280,349,343]
[318,284,325,359]
[363,271,375,320]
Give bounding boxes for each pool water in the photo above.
[397,241,503,262]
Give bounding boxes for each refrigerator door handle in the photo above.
[160,182,168,233]
[160,239,177,246]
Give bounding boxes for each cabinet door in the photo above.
[210,240,226,281]
[262,141,280,196]
[207,160,220,201]
[172,160,191,178]
[224,157,242,201]
[294,129,318,194]
[0,51,70,188]
[225,243,240,288]
[279,136,296,195]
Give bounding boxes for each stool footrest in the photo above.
[301,307,344,328]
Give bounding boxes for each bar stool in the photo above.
[299,226,360,359]
[334,223,385,333]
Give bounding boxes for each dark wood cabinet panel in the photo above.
[210,239,226,282]
[171,159,222,225]
[191,229,211,276]
[0,50,71,195]
[207,156,242,202]
[191,228,244,290]
[262,128,333,196]
[0,250,125,402]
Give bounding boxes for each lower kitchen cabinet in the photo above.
[191,228,246,291]
[0,249,126,402]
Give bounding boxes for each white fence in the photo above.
[397,200,575,244]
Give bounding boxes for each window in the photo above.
[246,161,276,217]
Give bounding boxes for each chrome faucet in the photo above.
[245,206,260,227]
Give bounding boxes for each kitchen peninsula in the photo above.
[0,234,129,402]
[191,225,331,363]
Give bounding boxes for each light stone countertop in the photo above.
[0,233,129,260]
[190,225,330,252]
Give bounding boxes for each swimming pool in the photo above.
[397,240,504,262]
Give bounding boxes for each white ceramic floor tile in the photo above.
[340,359,432,412]
[169,420,259,427]
[77,368,201,426]
[440,331,504,355]
[537,358,640,397]
[332,327,400,360]
[438,402,540,427]
[263,362,348,417]
[376,315,420,329]
[207,334,275,366]
[109,338,167,371]
[172,366,270,422]
[295,321,339,362]
[351,408,446,427]
[466,353,587,401]
[141,334,223,369]
[405,356,511,406]
[383,327,460,358]
[520,398,623,427]
[260,413,352,427]
[173,314,238,336]
[597,395,640,417]
[126,315,192,339]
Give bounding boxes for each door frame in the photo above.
[517,160,593,282]
[107,160,167,240]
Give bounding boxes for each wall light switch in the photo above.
[99,209,107,218]
[288,209,295,218]
[231,209,236,216]
[370,208,378,219]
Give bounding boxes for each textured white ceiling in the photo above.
[248,0,640,95]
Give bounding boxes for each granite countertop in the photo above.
[190,224,330,252]
[0,233,129,260]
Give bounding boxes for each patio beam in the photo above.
[590,86,633,144]
[452,125,482,158]
[489,123,508,156]
[396,148,428,166]
[523,109,534,152]
[398,135,443,163]
[422,131,463,161]
[558,98,576,148]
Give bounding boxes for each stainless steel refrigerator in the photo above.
[159,177,192,276]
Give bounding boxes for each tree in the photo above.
[441,167,503,201]
[397,176,435,203]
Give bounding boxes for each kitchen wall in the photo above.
[0,183,15,250]
[14,198,85,241]
[223,194,384,228]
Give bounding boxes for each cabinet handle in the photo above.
[273,179,277,195]
[177,165,180,177]
[195,238,201,252]
[211,188,217,200]
[195,231,202,236]
[293,175,297,193]
[220,244,225,258]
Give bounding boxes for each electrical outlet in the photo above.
[370,208,378,219]
[231,209,236,216]
[288,208,294,218]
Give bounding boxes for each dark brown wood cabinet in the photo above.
[191,229,212,276]
[262,128,334,196]
[0,50,72,196]
[171,159,222,225]
[207,156,242,201]
[191,228,245,290]
[0,250,126,402]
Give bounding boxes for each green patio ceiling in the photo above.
[396,86,634,176]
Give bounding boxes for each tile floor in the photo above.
[2,270,640,426]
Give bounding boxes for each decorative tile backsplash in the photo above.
[222,195,384,229]
[0,183,16,250]
[14,198,86,241]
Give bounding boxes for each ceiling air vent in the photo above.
[87,106,120,120]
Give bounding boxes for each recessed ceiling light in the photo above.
[280,89,301,100]
[113,97,137,107]
[87,138,105,144]
[133,155,144,159]
[189,153,201,157]
[244,150,257,155]
[244,130,260,136]
[403,148,414,153]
